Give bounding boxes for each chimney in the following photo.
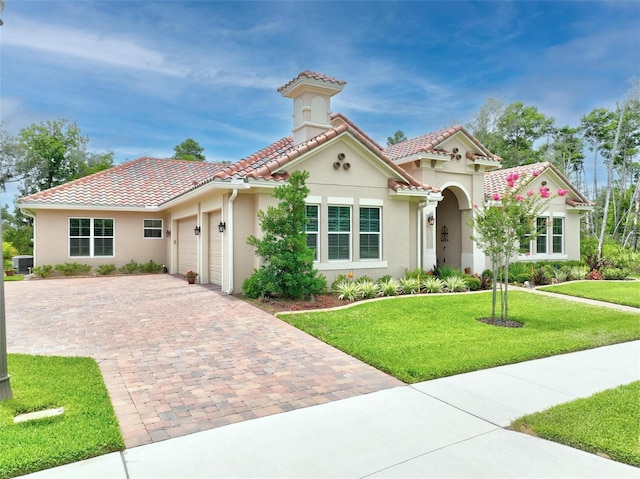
[278,71,346,145]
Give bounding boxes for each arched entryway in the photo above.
[435,186,473,271]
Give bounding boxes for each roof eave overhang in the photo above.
[17,203,163,212]
[389,189,442,201]
[159,178,250,209]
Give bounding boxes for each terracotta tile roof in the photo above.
[484,161,593,206]
[384,125,501,162]
[19,158,226,208]
[277,71,346,93]
[20,115,440,209]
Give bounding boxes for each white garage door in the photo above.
[208,211,222,285]
[178,216,197,274]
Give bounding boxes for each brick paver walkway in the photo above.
[4,275,402,447]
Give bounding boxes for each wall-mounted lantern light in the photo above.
[218,221,226,233]
[427,214,435,226]
[194,226,201,236]
[165,230,171,238]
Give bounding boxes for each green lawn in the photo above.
[0,354,124,478]
[538,280,640,308]
[512,382,640,467]
[279,291,640,383]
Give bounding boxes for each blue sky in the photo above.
[0,1,638,203]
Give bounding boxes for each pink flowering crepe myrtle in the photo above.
[470,169,567,322]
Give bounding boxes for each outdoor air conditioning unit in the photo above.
[12,255,34,274]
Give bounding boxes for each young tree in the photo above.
[387,130,407,146]
[469,171,563,322]
[243,170,327,299]
[173,138,206,161]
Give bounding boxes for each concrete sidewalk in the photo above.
[23,341,640,478]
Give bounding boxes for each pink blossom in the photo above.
[492,193,501,201]
[533,170,540,177]
[557,188,568,197]
[527,190,535,196]
[515,194,524,201]
[539,186,551,199]
[507,180,515,188]
[512,172,519,180]
[473,203,479,209]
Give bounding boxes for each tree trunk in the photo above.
[598,103,626,258]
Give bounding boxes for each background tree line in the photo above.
[0,118,208,255]
[390,85,640,254]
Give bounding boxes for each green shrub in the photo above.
[139,260,163,273]
[601,267,629,280]
[356,279,379,299]
[378,277,400,296]
[118,260,140,274]
[531,266,551,285]
[331,274,350,292]
[242,270,268,299]
[464,276,482,291]
[399,277,421,294]
[442,276,468,292]
[2,242,19,271]
[434,265,462,279]
[96,264,117,275]
[403,268,430,280]
[334,281,358,301]
[568,265,588,280]
[480,273,492,290]
[32,264,54,278]
[508,262,531,283]
[553,268,568,283]
[421,276,444,293]
[55,262,92,276]
[377,274,392,284]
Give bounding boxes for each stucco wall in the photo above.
[31,209,168,269]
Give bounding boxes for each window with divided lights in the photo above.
[69,218,114,257]
[535,217,548,254]
[552,217,563,254]
[328,205,351,261]
[520,216,564,256]
[143,219,163,239]
[305,205,319,261]
[359,207,381,260]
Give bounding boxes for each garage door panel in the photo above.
[208,211,222,285]
[178,217,197,274]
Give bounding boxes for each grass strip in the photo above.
[0,354,124,478]
[280,291,640,383]
[512,382,640,467]
[538,280,640,308]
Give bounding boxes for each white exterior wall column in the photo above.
[422,204,438,271]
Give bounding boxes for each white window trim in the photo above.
[328,204,352,262]
[68,217,115,258]
[518,213,567,260]
[143,219,164,240]
[359,206,382,261]
[305,204,320,262]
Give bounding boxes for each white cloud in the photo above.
[3,16,190,77]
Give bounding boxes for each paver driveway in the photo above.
[4,275,402,447]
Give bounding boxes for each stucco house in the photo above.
[18,71,592,292]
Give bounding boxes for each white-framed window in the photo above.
[328,205,351,261]
[305,204,319,261]
[535,217,548,254]
[359,207,381,260]
[552,217,564,254]
[520,216,564,257]
[143,219,163,239]
[69,218,114,257]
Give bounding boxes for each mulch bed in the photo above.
[243,294,353,314]
[477,317,524,328]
